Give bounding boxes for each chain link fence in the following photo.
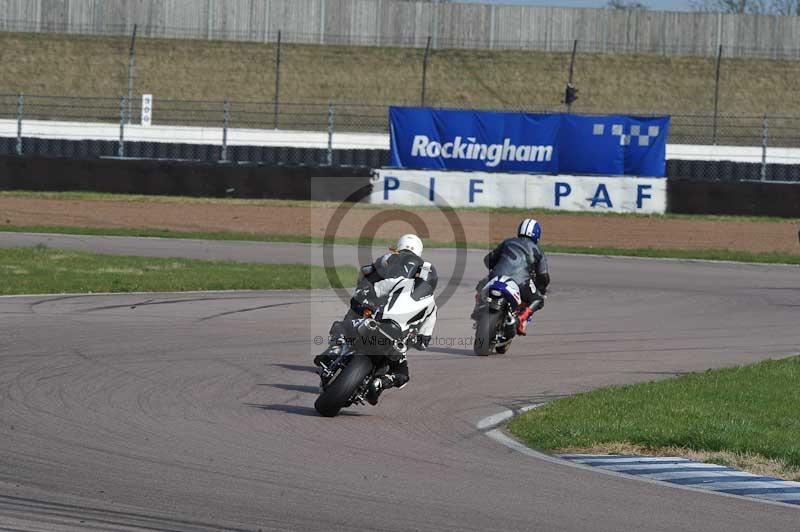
[3,30,800,130]
[1,93,799,181]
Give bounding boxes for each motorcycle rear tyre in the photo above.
[314,355,374,417]
[473,311,502,356]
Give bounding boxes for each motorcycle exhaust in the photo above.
[503,314,518,338]
[357,318,380,336]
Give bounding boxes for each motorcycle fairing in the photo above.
[483,276,522,310]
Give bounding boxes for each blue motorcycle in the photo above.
[472,275,524,356]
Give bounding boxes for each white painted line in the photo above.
[569,457,691,464]
[601,462,729,472]
[558,454,631,459]
[647,471,761,481]
[752,491,800,500]
[476,410,514,430]
[701,481,800,491]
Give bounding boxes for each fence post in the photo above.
[375,0,382,45]
[421,36,432,107]
[118,96,126,158]
[319,0,326,44]
[128,24,138,124]
[274,29,282,129]
[327,102,334,166]
[206,0,214,39]
[761,114,768,182]
[222,99,230,162]
[489,5,495,50]
[432,0,440,49]
[712,44,722,145]
[16,93,23,156]
[565,39,578,113]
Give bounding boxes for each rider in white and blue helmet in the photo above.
[471,219,550,335]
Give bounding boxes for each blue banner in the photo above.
[389,107,669,177]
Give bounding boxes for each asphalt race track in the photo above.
[1,235,799,531]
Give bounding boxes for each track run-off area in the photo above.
[1,234,799,531]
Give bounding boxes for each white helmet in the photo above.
[394,234,423,256]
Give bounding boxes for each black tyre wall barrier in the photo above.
[3,152,799,217]
[668,179,800,218]
[2,137,798,182]
[665,159,800,182]
[0,155,372,201]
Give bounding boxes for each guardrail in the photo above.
[1,94,799,181]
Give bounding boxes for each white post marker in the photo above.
[141,94,153,127]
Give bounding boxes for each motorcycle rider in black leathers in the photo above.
[314,234,438,404]
[471,219,550,335]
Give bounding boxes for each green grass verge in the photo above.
[0,245,357,295]
[2,191,797,223]
[507,356,800,469]
[2,31,799,120]
[1,224,799,265]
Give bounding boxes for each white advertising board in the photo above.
[370,169,667,214]
[141,94,153,127]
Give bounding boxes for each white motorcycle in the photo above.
[314,277,435,417]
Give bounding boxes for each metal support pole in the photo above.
[421,36,432,107]
[432,0,440,49]
[712,44,722,145]
[761,114,768,182]
[319,0,326,44]
[274,30,282,129]
[566,39,578,113]
[118,96,126,158]
[206,0,214,39]
[16,93,23,156]
[127,24,138,124]
[489,5,495,50]
[326,103,334,166]
[222,99,230,162]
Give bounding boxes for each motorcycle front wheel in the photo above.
[314,355,374,417]
[473,310,502,356]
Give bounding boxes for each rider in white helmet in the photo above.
[314,234,438,402]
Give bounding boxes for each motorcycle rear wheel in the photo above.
[473,311,502,356]
[314,355,374,417]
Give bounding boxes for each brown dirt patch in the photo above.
[1,197,798,255]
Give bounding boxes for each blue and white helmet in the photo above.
[517,218,542,243]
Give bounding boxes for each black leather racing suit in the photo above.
[317,250,432,388]
[475,236,550,313]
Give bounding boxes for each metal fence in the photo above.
[3,0,800,59]
[4,26,800,131]
[2,93,800,181]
